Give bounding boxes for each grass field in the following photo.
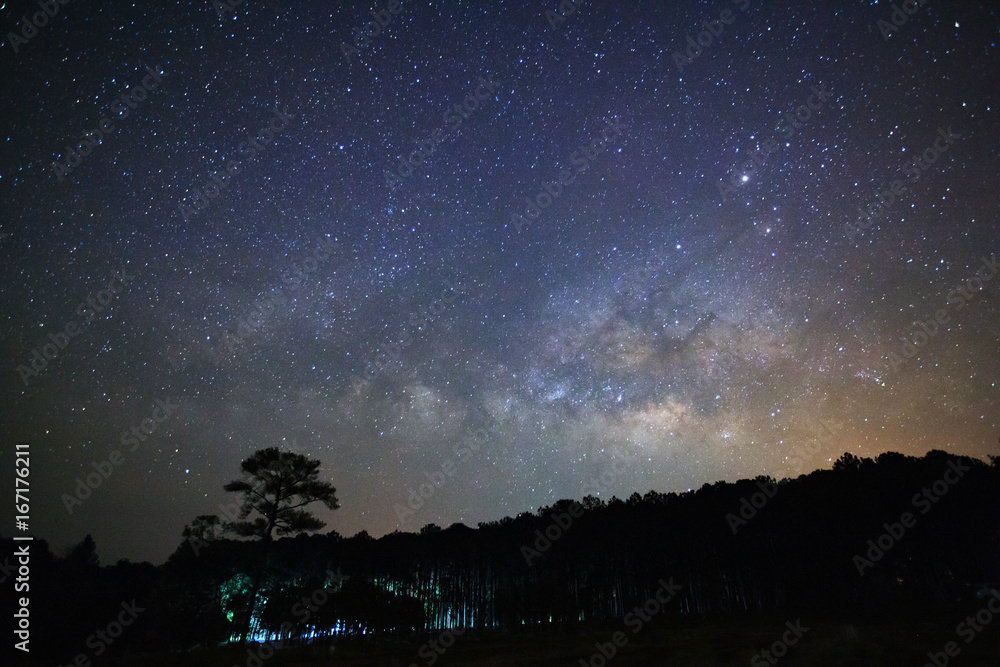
[124,617,1000,666]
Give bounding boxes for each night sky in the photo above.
[2,0,998,565]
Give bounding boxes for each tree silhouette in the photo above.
[220,447,339,644]
[833,451,863,471]
[180,514,224,557]
[223,447,340,542]
[67,534,99,567]
[16,446,997,664]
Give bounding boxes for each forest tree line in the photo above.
[2,449,998,664]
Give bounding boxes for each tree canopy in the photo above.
[222,447,340,541]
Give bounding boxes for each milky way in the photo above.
[1,0,998,564]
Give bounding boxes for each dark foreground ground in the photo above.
[126,616,1000,666]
